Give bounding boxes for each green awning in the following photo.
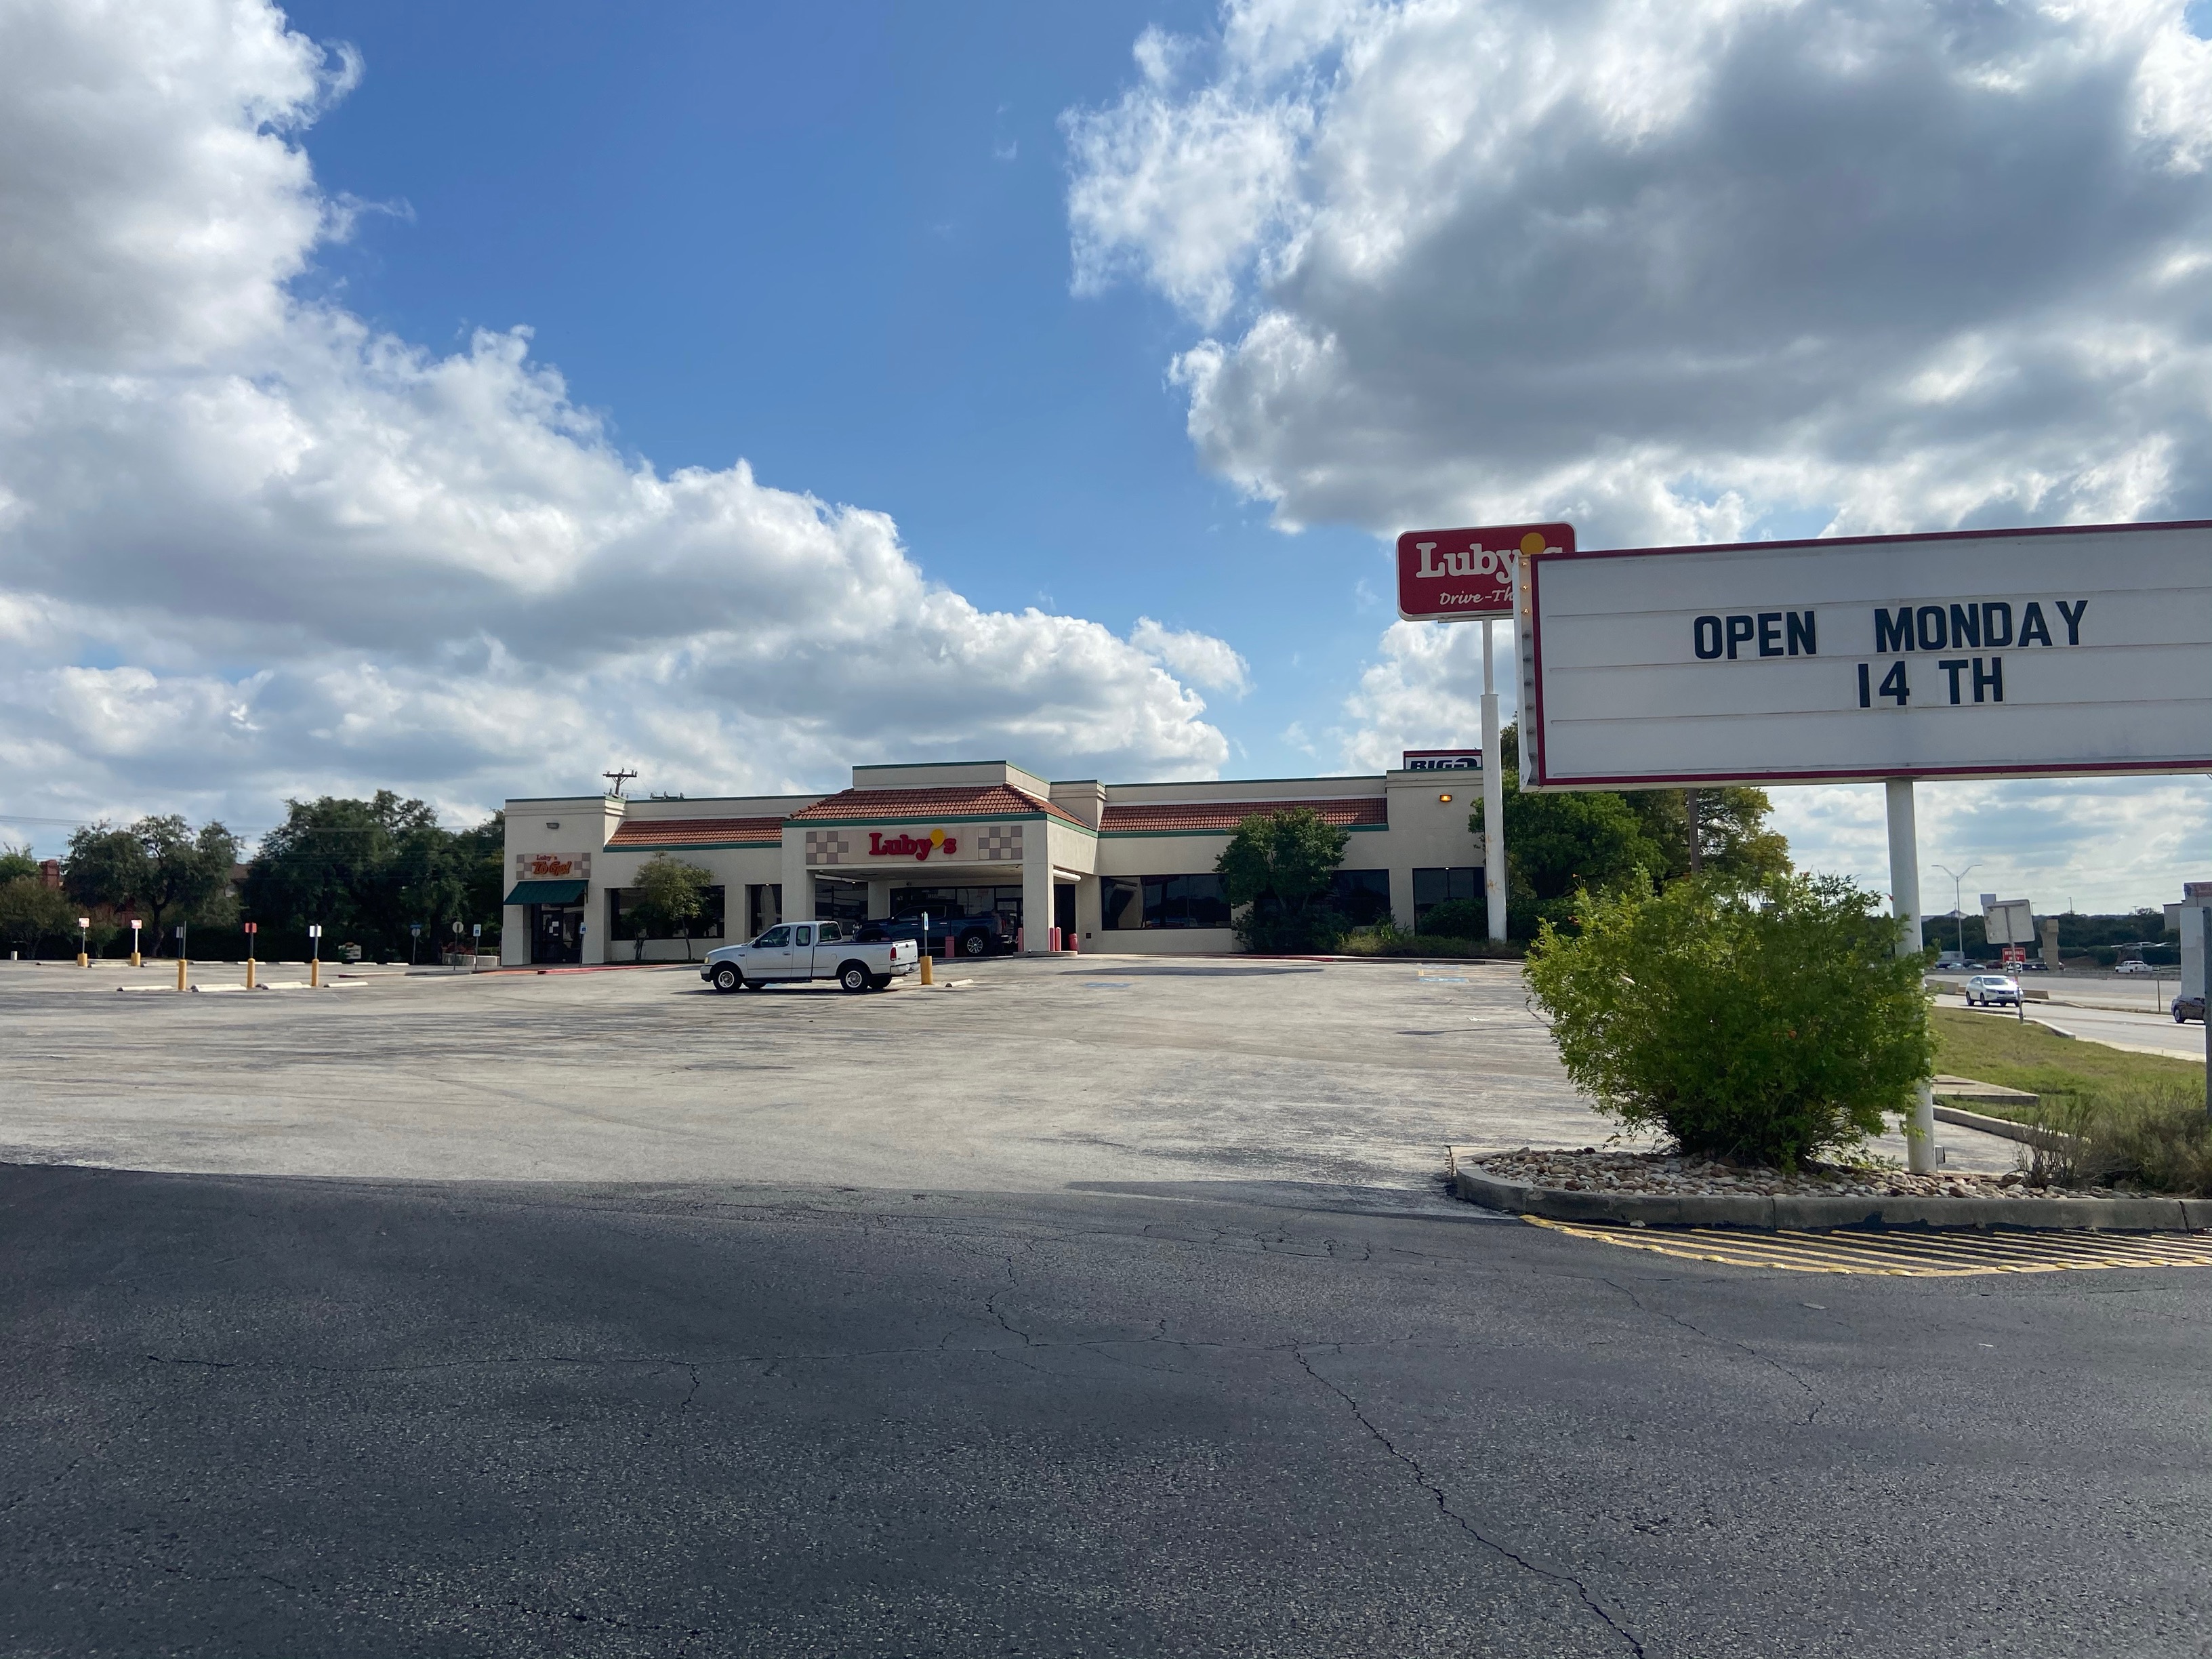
[504,879,588,905]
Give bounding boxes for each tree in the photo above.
[1216,807,1349,952]
[628,855,714,960]
[0,843,37,884]
[64,816,237,951]
[1472,724,1788,936]
[1524,874,1933,1169]
[450,813,506,950]
[0,876,73,959]
[1622,788,1792,885]
[245,791,472,959]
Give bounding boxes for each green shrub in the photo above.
[1524,874,1933,1168]
[2021,1080,2212,1194]
[1339,926,1523,960]
[1416,898,1483,937]
[1237,902,1349,954]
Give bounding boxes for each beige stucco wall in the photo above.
[504,760,1490,964]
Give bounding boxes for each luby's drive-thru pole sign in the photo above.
[1513,516,2212,1176]
[1394,523,1572,942]
[1396,523,1571,621]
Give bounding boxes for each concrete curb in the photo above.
[1931,1104,2047,1146]
[1450,1166,2212,1233]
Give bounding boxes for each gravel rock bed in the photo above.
[1471,1147,2117,1202]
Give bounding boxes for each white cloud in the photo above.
[1333,618,1504,773]
[1071,0,2212,543]
[0,0,1242,842]
[1071,0,2212,902]
[1130,615,1252,694]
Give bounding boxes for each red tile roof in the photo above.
[1101,798,1388,834]
[607,815,784,848]
[787,784,1087,827]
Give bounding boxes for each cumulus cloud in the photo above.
[1333,619,1498,772]
[1070,0,2212,543]
[1130,615,1252,694]
[0,0,1243,843]
[1071,0,2212,893]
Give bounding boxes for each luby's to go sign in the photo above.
[1397,522,1572,621]
[868,829,957,861]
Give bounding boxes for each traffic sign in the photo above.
[1397,523,1572,621]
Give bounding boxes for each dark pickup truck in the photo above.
[857,912,1014,958]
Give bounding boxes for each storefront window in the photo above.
[1330,868,1391,926]
[607,885,725,945]
[1103,874,1231,929]
[1412,867,1482,926]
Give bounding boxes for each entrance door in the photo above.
[1054,884,1076,939]
[531,905,583,964]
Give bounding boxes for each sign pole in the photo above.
[1481,617,1507,943]
[2200,903,2211,1120]
[1885,778,1938,1174]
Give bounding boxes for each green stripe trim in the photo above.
[1101,821,1389,838]
[608,840,781,852]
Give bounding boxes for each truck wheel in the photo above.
[838,962,870,993]
[962,931,987,956]
[712,965,742,994]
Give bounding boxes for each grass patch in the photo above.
[1932,1008,2212,1195]
[1931,1007,2202,1111]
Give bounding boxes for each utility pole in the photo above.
[1933,862,1983,959]
[603,769,636,798]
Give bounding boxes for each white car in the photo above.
[2114,960,2156,974]
[1963,975,2022,1007]
[699,920,919,994]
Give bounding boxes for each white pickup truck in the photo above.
[699,920,919,994]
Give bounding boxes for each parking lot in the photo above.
[0,955,1607,1194]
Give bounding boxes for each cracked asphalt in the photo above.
[3,957,2205,1654]
[8,1164,2211,1658]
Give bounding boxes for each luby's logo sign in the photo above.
[1396,522,1572,621]
[868,828,957,861]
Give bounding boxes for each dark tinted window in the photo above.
[1330,868,1391,926]
[608,884,724,940]
[1103,874,1231,929]
[1412,867,1481,924]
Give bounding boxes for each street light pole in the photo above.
[1932,861,1982,959]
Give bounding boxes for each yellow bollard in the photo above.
[176,957,188,992]
[245,957,255,990]
[77,951,87,968]
[130,951,141,968]
[918,953,933,986]
[310,958,320,989]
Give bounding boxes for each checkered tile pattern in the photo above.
[804,830,853,866]
[972,823,1022,862]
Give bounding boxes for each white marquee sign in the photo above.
[1515,521,2212,790]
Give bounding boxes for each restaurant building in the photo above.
[500,758,1487,965]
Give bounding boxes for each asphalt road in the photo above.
[7,1163,2209,1658]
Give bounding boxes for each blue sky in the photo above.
[0,0,2207,912]
[281,0,1385,777]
